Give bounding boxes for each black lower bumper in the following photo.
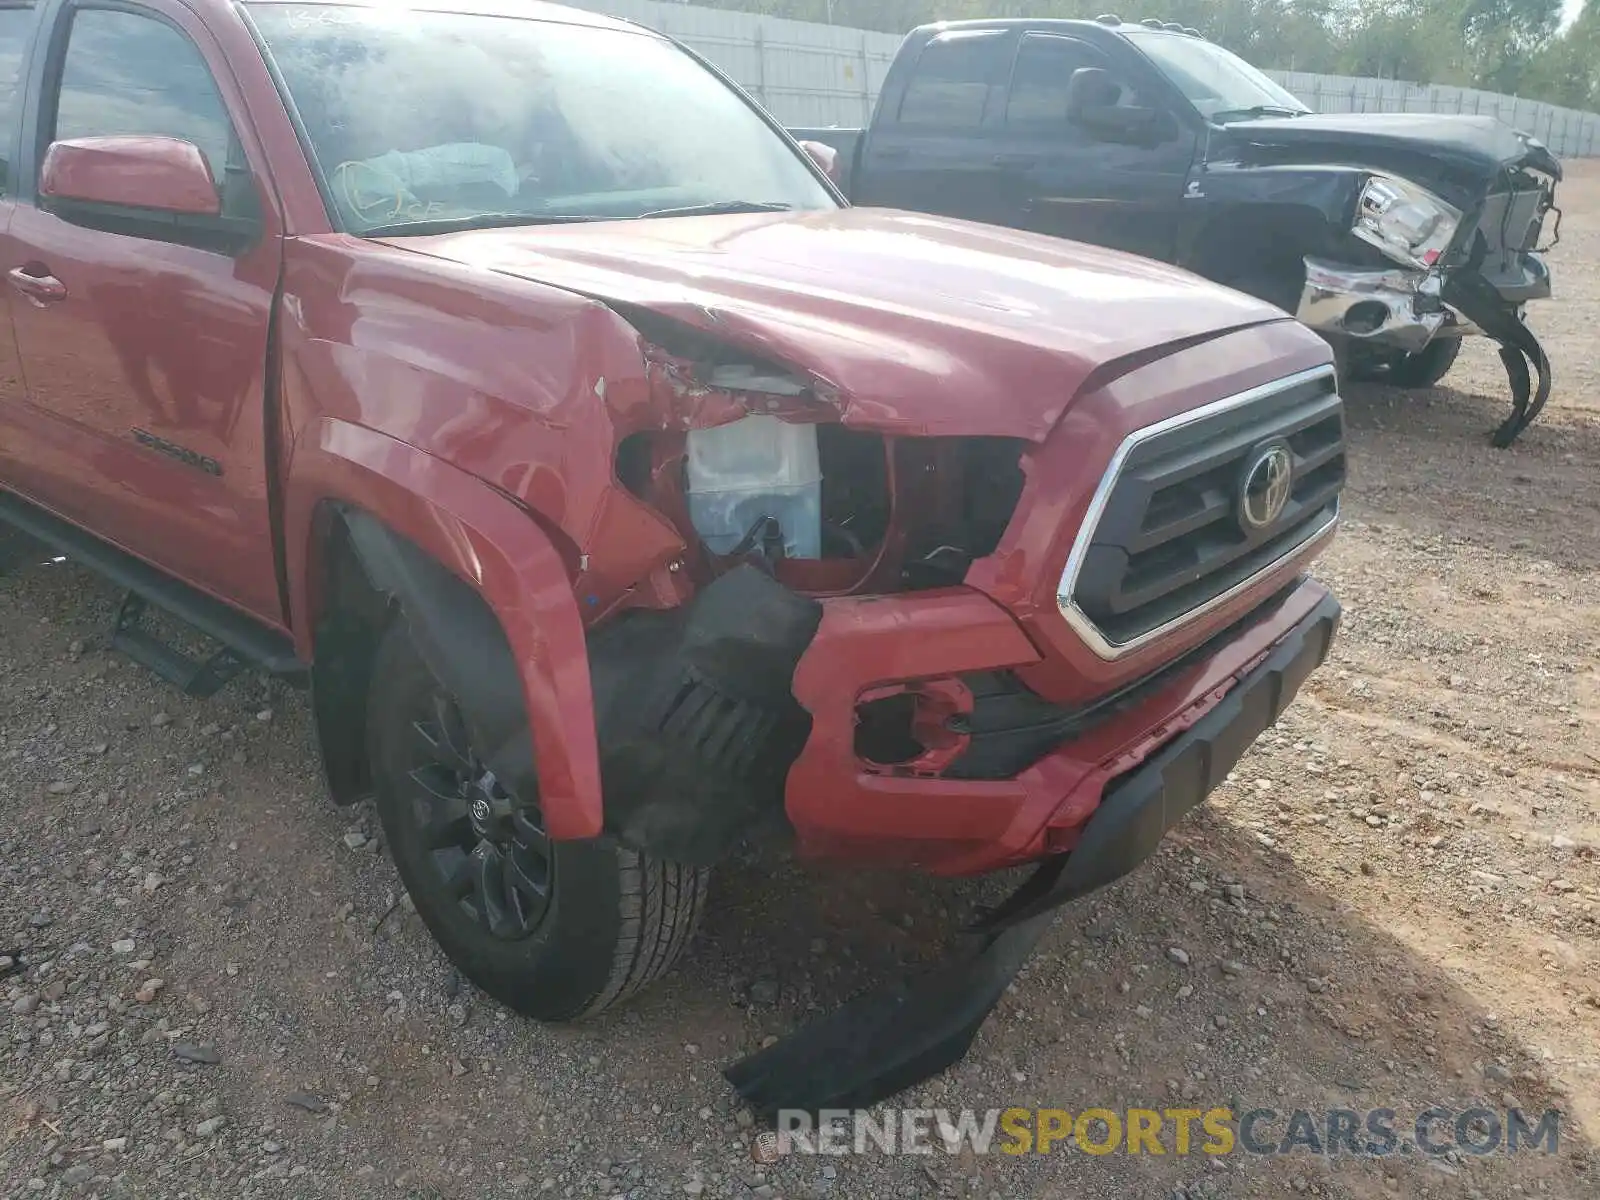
[975,589,1342,931]
[725,591,1342,1116]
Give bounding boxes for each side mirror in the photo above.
[797,139,839,182]
[1065,67,1167,144]
[40,136,221,216]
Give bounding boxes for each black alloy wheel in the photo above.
[366,615,710,1020]
[404,689,553,940]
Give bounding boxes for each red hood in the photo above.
[384,207,1292,440]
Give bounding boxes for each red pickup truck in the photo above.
[0,0,1344,1110]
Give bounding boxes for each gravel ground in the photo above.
[4,163,1598,1200]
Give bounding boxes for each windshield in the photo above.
[247,5,836,233]
[1125,31,1309,122]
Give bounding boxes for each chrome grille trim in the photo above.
[1055,364,1341,661]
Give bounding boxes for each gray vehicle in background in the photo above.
[793,15,1562,445]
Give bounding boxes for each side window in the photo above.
[1005,34,1141,126]
[52,8,234,185]
[897,31,1006,129]
[0,5,35,192]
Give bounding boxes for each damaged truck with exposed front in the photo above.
[793,16,1563,446]
[0,0,1343,1112]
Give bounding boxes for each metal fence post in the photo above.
[752,26,767,108]
[859,33,871,124]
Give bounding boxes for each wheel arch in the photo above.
[1180,201,1351,290]
[285,417,603,840]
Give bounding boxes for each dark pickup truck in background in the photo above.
[793,15,1564,446]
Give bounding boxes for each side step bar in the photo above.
[0,489,306,693]
[0,524,44,576]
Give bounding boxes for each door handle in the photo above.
[8,266,67,305]
[992,153,1038,168]
[874,146,908,160]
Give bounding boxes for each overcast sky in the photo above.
[1563,0,1584,27]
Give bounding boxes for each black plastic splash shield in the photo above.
[1441,259,1552,448]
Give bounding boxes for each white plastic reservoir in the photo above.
[686,415,822,559]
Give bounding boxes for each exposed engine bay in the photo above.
[612,310,1029,599]
[592,319,1036,866]
[1439,164,1560,447]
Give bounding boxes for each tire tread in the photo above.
[580,851,710,1016]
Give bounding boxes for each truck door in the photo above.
[0,3,39,480]
[0,0,285,623]
[988,32,1196,262]
[851,27,1015,224]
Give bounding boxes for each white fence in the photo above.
[562,0,1600,157]
[1271,72,1600,157]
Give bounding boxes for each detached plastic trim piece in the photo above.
[724,908,1057,1117]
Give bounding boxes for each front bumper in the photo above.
[1296,251,1553,354]
[1296,257,1445,352]
[783,575,1338,876]
[727,586,1340,1117]
[976,588,1340,929]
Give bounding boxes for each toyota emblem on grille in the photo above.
[1238,442,1294,532]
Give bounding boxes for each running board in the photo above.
[110,590,251,698]
[0,524,45,576]
[0,489,306,693]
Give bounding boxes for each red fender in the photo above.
[284,416,602,840]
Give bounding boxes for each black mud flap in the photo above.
[1440,262,1552,448]
[343,513,822,866]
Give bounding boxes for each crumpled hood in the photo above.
[383,207,1291,440]
[1212,113,1562,203]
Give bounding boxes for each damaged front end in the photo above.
[574,319,1068,1112]
[588,307,1035,867]
[1295,151,1560,446]
[574,300,1344,1115]
[388,207,1341,1114]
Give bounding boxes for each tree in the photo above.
[687,0,1596,111]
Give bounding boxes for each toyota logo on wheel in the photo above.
[1237,441,1294,533]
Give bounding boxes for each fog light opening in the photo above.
[1343,300,1390,336]
[853,680,973,775]
[854,693,925,766]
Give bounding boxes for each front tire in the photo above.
[1376,336,1461,389]
[367,615,708,1020]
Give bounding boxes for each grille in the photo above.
[1058,366,1343,657]
[1477,186,1547,258]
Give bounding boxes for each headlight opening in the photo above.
[1353,175,1461,269]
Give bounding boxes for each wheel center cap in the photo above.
[465,772,515,842]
